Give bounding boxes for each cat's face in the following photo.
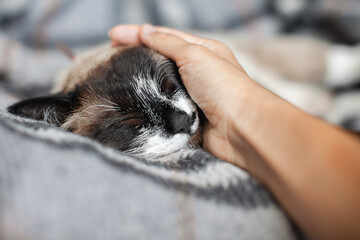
[8,46,202,159]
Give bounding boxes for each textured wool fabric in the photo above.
[0,111,302,240]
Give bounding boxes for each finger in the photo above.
[110,24,244,71]
[109,24,204,46]
[141,24,243,70]
[153,26,209,45]
[109,24,141,45]
[155,27,242,68]
[139,24,217,67]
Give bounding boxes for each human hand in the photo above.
[109,24,260,168]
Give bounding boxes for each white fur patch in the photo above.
[126,128,191,160]
[142,133,190,158]
[171,92,196,115]
[190,111,200,134]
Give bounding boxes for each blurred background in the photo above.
[0,0,359,130]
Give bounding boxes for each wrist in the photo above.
[225,78,285,182]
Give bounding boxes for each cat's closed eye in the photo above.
[119,114,144,127]
[160,76,183,96]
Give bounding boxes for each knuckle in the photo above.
[210,40,230,52]
[182,44,209,57]
[155,32,171,41]
[178,61,194,74]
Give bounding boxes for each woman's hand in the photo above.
[109,24,262,168]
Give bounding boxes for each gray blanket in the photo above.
[0,111,301,240]
[2,1,360,239]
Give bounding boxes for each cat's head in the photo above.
[8,45,202,159]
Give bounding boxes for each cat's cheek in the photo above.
[189,127,203,148]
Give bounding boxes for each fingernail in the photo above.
[142,24,156,35]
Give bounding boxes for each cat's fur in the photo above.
[8,44,202,159]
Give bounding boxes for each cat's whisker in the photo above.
[98,109,119,113]
[99,96,119,107]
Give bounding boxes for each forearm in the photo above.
[228,77,360,240]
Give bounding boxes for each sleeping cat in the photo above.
[8,44,202,159]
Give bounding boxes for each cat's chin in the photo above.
[136,133,190,159]
[126,128,203,161]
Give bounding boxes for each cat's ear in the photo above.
[7,92,76,126]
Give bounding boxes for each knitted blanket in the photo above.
[0,111,301,240]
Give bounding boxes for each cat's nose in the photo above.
[167,111,193,134]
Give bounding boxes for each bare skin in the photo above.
[109,24,360,240]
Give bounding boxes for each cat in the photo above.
[8,44,203,159]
